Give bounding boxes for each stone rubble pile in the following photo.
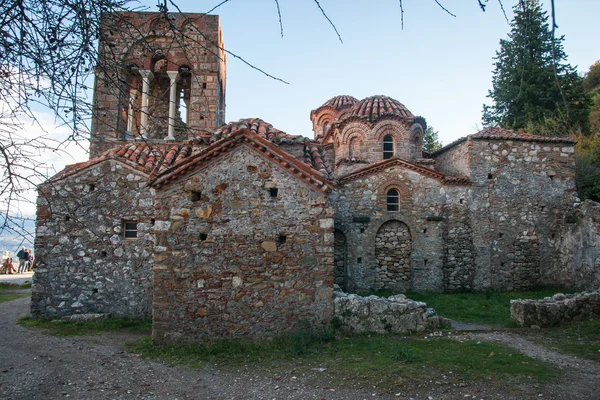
[510,289,600,327]
[333,286,446,334]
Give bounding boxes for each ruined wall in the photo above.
[559,200,600,288]
[511,290,600,327]
[152,146,334,344]
[332,165,471,293]
[467,139,579,290]
[32,161,154,319]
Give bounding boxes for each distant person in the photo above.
[16,246,28,274]
[2,256,16,274]
[26,249,34,272]
[1,250,8,264]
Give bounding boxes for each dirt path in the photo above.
[1,296,599,400]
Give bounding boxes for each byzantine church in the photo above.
[32,12,600,343]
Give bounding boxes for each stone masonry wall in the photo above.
[152,145,334,344]
[33,161,154,319]
[466,139,580,290]
[511,290,600,327]
[332,164,471,293]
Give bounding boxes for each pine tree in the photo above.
[423,126,443,153]
[482,0,590,136]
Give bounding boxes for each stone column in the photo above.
[165,71,180,141]
[126,88,138,138]
[138,70,154,139]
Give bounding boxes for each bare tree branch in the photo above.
[312,0,343,44]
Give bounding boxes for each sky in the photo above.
[1,0,599,234]
[154,0,599,145]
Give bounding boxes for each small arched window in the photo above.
[383,135,394,159]
[387,189,399,211]
[349,137,359,158]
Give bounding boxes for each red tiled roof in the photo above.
[310,95,359,119]
[150,130,333,194]
[337,157,471,186]
[304,143,330,176]
[214,118,306,144]
[431,127,577,156]
[348,95,414,122]
[48,142,194,183]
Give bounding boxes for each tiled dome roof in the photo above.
[348,95,414,122]
[321,95,358,110]
[214,118,306,144]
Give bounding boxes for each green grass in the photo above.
[0,282,32,290]
[127,332,557,389]
[531,320,600,361]
[0,282,31,304]
[18,315,152,336]
[407,288,575,327]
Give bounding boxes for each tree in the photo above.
[423,126,443,153]
[482,0,590,137]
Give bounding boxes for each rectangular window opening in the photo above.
[357,257,362,264]
[123,221,138,239]
[488,173,493,179]
[89,184,95,192]
[199,233,208,241]
[278,235,287,244]
[269,188,278,197]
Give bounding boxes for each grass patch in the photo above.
[18,315,151,336]
[407,288,575,327]
[531,320,600,361]
[0,293,29,304]
[0,282,32,290]
[127,332,556,389]
[0,282,31,304]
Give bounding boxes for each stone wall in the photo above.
[32,161,154,319]
[152,146,334,344]
[434,140,470,177]
[466,139,580,290]
[511,290,600,327]
[334,288,444,334]
[332,163,471,293]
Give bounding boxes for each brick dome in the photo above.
[348,95,414,122]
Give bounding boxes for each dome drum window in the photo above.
[383,135,394,159]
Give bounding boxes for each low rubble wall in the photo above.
[510,290,600,327]
[333,287,444,334]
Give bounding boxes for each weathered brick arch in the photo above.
[339,122,368,145]
[375,220,412,292]
[373,121,408,142]
[378,181,410,210]
[346,133,364,159]
[408,123,424,160]
[338,123,367,159]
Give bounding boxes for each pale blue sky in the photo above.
[139,0,598,145]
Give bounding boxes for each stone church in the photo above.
[32,12,600,344]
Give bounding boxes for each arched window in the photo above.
[383,135,394,159]
[387,189,399,211]
[349,137,359,158]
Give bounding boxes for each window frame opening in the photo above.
[123,220,138,239]
[386,188,400,211]
[383,135,394,159]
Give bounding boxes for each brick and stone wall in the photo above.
[152,146,334,344]
[332,164,471,293]
[32,161,155,319]
[90,12,225,157]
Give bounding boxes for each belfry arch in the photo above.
[375,220,412,292]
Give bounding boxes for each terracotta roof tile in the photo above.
[310,95,359,118]
[303,143,330,177]
[214,118,307,144]
[348,95,414,122]
[432,127,577,156]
